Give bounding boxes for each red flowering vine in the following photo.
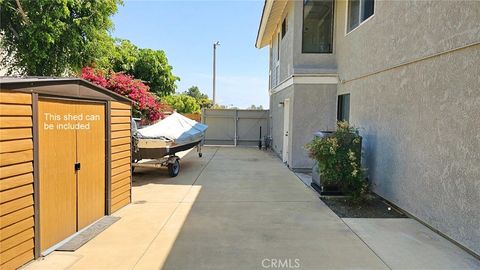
[81,67,165,123]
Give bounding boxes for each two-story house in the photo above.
[256,0,479,257]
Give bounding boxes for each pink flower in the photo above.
[81,66,164,123]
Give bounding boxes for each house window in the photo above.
[281,17,287,39]
[302,0,334,53]
[347,0,374,33]
[277,33,280,60]
[337,94,350,122]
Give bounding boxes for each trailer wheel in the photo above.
[168,159,180,177]
[198,152,203,158]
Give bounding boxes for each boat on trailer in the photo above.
[132,112,208,177]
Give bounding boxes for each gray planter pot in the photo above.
[311,131,334,191]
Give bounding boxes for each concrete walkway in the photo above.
[23,147,479,270]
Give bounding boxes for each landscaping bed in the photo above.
[320,194,407,218]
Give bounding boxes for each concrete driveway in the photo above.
[23,147,479,270]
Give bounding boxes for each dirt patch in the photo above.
[321,194,408,218]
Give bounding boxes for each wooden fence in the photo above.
[182,113,201,122]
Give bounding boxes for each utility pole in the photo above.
[213,41,220,105]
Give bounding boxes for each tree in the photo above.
[81,67,165,124]
[96,39,179,97]
[183,86,212,109]
[247,104,264,110]
[164,94,200,114]
[197,98,213,109]
[108,39,139,72]
[133,48,179,97]
[184,86,208,100]
[0,0,120,76]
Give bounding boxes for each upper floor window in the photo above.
[281,17,287,39]
[302,0,334,54]
[347,0,374,33]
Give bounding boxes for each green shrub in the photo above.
[306,121,368,200]
[164,94,201,114]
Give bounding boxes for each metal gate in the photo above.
[202,109,269,146]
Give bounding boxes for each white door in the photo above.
[282,99,290,163]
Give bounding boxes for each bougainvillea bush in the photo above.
[81,67,164,124]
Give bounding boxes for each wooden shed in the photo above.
[0,77,133,269]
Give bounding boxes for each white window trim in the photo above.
[344,0,375,36]
[269,43,272,90]
[270,74,339,95]
[275,30,281,87]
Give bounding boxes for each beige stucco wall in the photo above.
[269,85,294,164]
[290,84,337,169]
[269,1,295,87]
[269,83,337,170]
[334,0,479,82]
[334,0,480,255]
[264,0,480,255]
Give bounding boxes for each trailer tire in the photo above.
[168,159,180,177]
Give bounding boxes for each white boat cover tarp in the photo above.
[136,112,208,144]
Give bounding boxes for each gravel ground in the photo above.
[320,194,408,218]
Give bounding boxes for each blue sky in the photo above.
[111,0,269,108]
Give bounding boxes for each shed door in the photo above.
[39,100,77,251]
[38,99,106,251]
[76,103,105,229]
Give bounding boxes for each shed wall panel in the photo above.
[111,157,130,169]
[0,207,34,229]
[110,102,131,110]
[0,117,32,128]
[0,173,33,192]
[111,123,130,131]
[112,170,131,183]
[111,109,131,116]
[1,228,34,251]
[0,238,33,265]
[0,184,33,204]
[0,162,33,179]
[1,249,33,270]
[0,150,33,167]
[109,102,132,213]
[0,217,34,241]
[0,92,34,269]
[0,128,32,141]
[0,140,33,154]
[0,93,32,105]
[0,104,32,116]
[112,144,130,154]
[112,176,130,191]
[112,164,131,177]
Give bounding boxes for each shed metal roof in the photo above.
[0,76,132,103]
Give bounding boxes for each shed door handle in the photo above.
[75,162,81,171]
